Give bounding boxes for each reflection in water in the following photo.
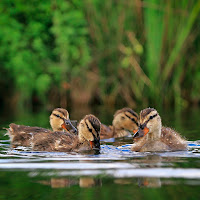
[0,107,200,200]
[37,177,102,188]
[142,154,162,165]
[114,179,133,185]
[0,142,200,200]
[136,155,162,188]
[37,176,161,189]
[79,177,102,188]
[138,177,161,188]
[38,178,78,188]
[115,177,162,188]
[35,176,200,189]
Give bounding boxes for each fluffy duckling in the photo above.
[7,108,77,147]
[31,114,101,152]
[100,108,139,139]
[132,108,187,152]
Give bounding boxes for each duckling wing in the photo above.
[161,127,187,151]
[131,136,147,152]
[140,141,170,152]
[100,124,113,139]
[8,123,52,147]
[31,132,79,152]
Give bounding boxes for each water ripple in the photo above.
[0,141,199,179]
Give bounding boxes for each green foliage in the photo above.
[0,0,90,109]
[0,0,200,110]
[51,0,90,77]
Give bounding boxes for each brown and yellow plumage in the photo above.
[100,108,138,139]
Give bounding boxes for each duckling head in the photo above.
[133,108,162,140]
[78,114,101,151]
[112,108,138,131]
[50,108,77,133]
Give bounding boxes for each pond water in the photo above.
[0,106,200,200]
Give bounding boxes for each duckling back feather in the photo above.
[7,123,53,147]
[161,127,187,150]
[31,132,79,152]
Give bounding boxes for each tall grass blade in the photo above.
[144,0,164,86]
[162,0,200,81]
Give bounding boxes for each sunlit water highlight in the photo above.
[0,138,200,179]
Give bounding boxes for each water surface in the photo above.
[0,106,200,200]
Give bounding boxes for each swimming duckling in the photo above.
[100,108,139,139]
[132,108,187,152]
[7,108,77,147]
[31,114,101,152]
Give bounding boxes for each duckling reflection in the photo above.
[37,177,101,188]
[79,177,102,188]
[132,108,187,152]
[38,178,78,188]
[138,177,161,188]
[114,179,133,185]
[143,154,162,166]
[7,108,77,147]
[101,108,139,139]
[114,177,161,188]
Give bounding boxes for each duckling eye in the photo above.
[88,128,92,132]
[54,114,61,118]
[121,116,125,120]
[149,116,153,120]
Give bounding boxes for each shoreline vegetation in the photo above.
[0,0,200,112]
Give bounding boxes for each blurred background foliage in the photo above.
[0,0,200,112]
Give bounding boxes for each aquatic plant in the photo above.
[0,0,199,111]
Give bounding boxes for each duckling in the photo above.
[30,114,101,152]
[132,108,187,152]
[7,108,77,147]
[100,108,139,139]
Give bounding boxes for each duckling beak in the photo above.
[89,138,100,151]
[133,126,149,139]
[62,119,78,134]
[133,129,138,134]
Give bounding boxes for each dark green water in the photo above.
[0,106,200,200]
